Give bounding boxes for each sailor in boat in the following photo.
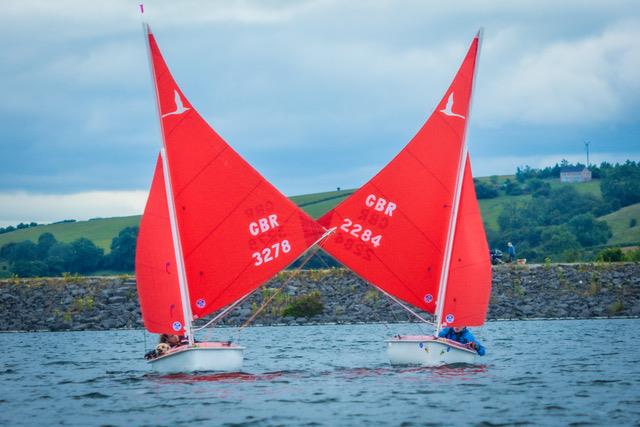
[144,334,189,360]
[438,327,486,355]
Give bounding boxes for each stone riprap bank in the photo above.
[1,263,638,332]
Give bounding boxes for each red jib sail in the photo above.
[318,33,491,327]
[135,26,325,334]
[440,154,491,327]
[135,156,185,334]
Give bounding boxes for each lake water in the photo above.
[1,319,639,426]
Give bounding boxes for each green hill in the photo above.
[599,203,640,246]
[0,216,141,253]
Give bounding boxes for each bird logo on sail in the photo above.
[440,92,465,119]
[162,90,190,118]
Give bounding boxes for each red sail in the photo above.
[440,155,492,327]
[144,26,325,321]
[135,156,186,334]
[319,34,484,317]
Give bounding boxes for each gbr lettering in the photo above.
[249,214,280,236]
[364,194,396,216]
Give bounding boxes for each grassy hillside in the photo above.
[477,178,603,231]
[0,216,141,253]
[599,203,640,246]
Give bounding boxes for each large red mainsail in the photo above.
[135,26,325,334]
[318,33,490,327]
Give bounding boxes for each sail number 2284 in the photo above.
[252,240,291,266]
[340,218,382,247]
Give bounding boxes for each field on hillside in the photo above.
[0,216,141,253]
[600,203,640,245]
[477,178,602,231]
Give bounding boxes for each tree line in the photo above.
[0,227,138,278]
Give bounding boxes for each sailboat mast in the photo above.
[159,149,195,344]
[143,23,195,345]
[434,30,483,335]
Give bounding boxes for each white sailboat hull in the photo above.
[386,335,477,366]
[148,342,244,373]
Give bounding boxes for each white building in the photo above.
[560,166,592,183]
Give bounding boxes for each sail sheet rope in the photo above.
[304,246,432,335]
[196,228,336,341]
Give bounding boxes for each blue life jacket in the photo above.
[438,327,486,356]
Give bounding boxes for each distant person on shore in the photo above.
[507,242,516,263]
[438,326,486,355]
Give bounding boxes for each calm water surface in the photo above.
[1,319,639,426]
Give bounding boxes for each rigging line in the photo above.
[375,285,435,327]
[192,289,254,332]
[312,245,392,332]
[236,227,336,335]
[324,209,430,309]
[200,208,323,315]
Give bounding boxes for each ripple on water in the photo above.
[2,320,640,426]
[72,392,110,399]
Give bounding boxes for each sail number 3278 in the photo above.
[340,218,382,247]
[252,240,291,266]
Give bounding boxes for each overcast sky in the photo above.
[0,0,638,226]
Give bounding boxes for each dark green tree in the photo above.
[68,238,104,273]
[539,225,581,257]
[107,226,139,271]
[600,161,640,208]
[12,260,48,277]
[474,179,499,199]
[526,179,551,198]
[37,232,57,258]
[1,240,38,263]
[567,214,612,247]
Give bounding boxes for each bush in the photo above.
[474,179,499,199]
[626,248,640,262]
[282,291,324,318]
[630,218,637,228]
[596,248,626,262]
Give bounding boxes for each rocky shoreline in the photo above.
[1,263,639,332]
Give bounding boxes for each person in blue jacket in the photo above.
[438,326,486,356]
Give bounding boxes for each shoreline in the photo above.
[1,316,638,334]
[1,263,639,332]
